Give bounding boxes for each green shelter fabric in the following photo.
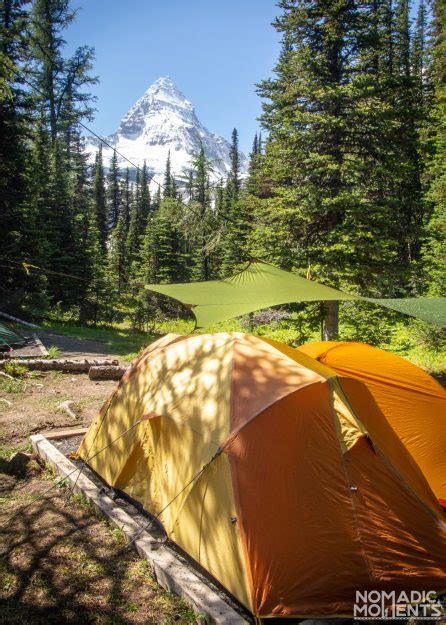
[365,297,446,327]
[146,260,446,328]
[147,261,355,327]
[0,322,25,348]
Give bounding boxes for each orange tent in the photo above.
[298,341,446,504]
[79,333,446,618]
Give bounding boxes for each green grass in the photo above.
[0,377,26,394]
[70,491,96,513]
[384,323,446,375]
[107,525,126,544]
[41,320,157,358]
[40,316,444,376]
[45,345,61,359]
[0,442,32,462]
[2,362,28,377]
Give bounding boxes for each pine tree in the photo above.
[227,127,241,200]
[245,131,265,195]
[190,145,214,280]
[184,168,194,202]
[121,167,132,231]
[126,194,140,270]
[126,162,150,271]
[153,186,161,210]
[108,214,127,293]
[252,133,258,156]
[422,0,446,297]
[171,174,177,199]
[93,145,107,249]
[254,0,411,339]
[138,161,151,233]
[30,0,96,145]
[163,150,173,198]
[107,150,120,230]
[26,0,98,309]
[215,178,225,217]
[139,198,189,284]
[30,0,72,144]
[79,208,111,324]
[412,0,429,101]
[0,0,47,312]
[48,137,78,303]
[391,0,424,266]
[69,134,98,319]
[220,128,251,275]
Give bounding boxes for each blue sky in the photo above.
[65,1,281,155]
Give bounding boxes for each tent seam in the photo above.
[222,379,325,449]
[327,377,376,583]
[335,378,444,524]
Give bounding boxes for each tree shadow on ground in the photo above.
[0,468,199,625]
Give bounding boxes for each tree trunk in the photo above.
[323,301,339,340]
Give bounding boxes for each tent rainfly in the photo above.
[146,260,446,328]
[298,340,446,503]
[78,332,446,619]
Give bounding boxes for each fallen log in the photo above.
[89,365,128,381]
[0,358,119,373]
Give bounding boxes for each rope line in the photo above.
[117,447,222,554]
[0,413,144,529]
[0,257,89,283]
[1,58,239,230]
[63,389,118,504]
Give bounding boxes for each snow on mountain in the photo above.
[85,77,247,187]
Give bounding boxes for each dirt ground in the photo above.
[0,330,125,449]
[38,330,123,361]
[0,332,201,624]
[0,370,115,449]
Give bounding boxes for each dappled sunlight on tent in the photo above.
[78,332,446,619]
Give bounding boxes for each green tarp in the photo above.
[146,260,446,328]
[366,297,446,327]
[0,322,25,348]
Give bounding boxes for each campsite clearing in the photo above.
[0,326,146,449]
[0,330,202,624]
[0,366,116,450]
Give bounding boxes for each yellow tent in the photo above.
[78,333,446,618]
[298,341,446,503]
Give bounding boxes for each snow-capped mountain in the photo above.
[86,77,247,186]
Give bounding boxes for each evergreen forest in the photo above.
[1,0,445,351]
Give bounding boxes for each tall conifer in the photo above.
[107,150,120,230]
[422,0,446,296]
[254,0,408,338]
[93,145,107,249]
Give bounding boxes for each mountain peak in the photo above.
[86,78,247,186]
[149,76,176,89]
[140,76,193,111]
